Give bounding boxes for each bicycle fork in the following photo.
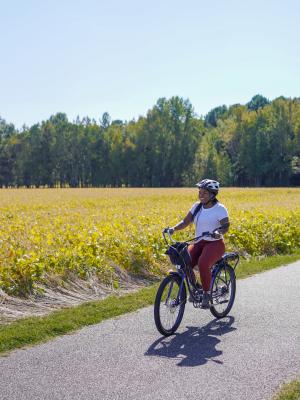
[165,272,186,306]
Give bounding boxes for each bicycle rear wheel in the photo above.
[154,274,186,336]
[210,264,236,319]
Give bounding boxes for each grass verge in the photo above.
[1,249,300,356]
[236,249,300,279]
[273,379,300,400]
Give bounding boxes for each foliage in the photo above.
[197,98,300,186]
[0,188,299,297]
[204,105,228,127]
[246,94,270,111]
[1,95,300,187]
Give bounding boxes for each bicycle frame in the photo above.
[167,258,199,305]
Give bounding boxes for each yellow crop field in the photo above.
[0,188,299,296]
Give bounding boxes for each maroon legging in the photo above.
[188,239,225,291]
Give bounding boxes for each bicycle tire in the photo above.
[154,274,186,336]
[210,264,236,319]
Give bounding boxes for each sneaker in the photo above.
[201,292,211,309]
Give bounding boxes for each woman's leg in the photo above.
[198,240,225,292]
[188,242,203,268]
[188,242,204,283]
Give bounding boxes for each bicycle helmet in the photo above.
[196,179,220,195]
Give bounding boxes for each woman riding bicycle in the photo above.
[167,179,230,309]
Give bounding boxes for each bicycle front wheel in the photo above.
[210,264,236,319]
[154,274,186,336]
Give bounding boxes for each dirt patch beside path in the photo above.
[0,273,158,325]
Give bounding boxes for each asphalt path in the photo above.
[1,261,300,400]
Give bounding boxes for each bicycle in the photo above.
[154,229,239,336]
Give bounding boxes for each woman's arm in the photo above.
[212,217,230,239]
[218,217,230,235]
[171,211,193,232]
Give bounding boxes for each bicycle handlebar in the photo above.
[162,228,175,243]
[162,227,222,245]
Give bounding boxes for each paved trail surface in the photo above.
[1,261,300,400]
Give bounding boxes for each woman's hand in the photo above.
[163,227,174,235]
[212,231,222,239]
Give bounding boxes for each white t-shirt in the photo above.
[189,202,229,242]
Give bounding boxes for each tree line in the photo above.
[0,94,300,187]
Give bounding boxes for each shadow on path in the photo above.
[145,316,236,367]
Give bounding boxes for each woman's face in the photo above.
[198,188,212,203]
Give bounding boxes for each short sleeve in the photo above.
[189,202,200,215]
[217,204,229,221]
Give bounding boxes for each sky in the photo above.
[0,0,300,129]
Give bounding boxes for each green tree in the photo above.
[246,94,269,112]
[204,105,227,127]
